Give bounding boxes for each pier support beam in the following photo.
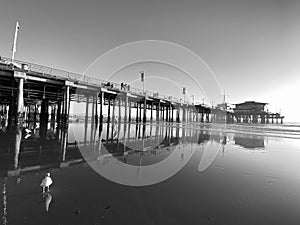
[176,106,180,123]
[139,102,142,123]
[99,92,104,131]
[143,97,147,123]
[261,114,265,124]
[112,98,116,128]
[136,102,139,123]
[156,101,160,122]
[150,102,153,122]
[106,98,111,143]
[40,99,49,140]
[128,99,131,123]
[95,93,99,124]
[84,96,89,145]
[182,105,186,122]
[64,85,70,126]
[16,77,24,125]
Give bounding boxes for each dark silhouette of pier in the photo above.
[0,56,284,133]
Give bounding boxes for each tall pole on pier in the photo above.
[140,71,145,94]
[11,21,20,63]
[140,71,147,123]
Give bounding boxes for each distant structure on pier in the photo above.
[233,101,284,124]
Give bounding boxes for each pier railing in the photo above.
[0,56,182,104]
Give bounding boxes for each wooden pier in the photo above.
[0,56,284,128]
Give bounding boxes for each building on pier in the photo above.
[233,101,284,124]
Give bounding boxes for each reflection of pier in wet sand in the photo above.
[0,121,212,177]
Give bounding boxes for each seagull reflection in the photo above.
[43,192,52,212]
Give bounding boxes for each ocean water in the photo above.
[1,122,300,225]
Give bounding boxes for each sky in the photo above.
[0,0,300,121]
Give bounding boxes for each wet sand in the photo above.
[2,131,300,225]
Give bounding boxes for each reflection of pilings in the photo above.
[14,128,22,169]
[2,180,7,225]
[61,129,67,161]
[8,97,16,127]
[142,123,146,139]
[138,122,141,138]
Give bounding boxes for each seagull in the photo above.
[40,173,53,193]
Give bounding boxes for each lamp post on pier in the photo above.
[182,87,186,103]
[11,21,20,63]
[140,71,147,123]
[140,71,145,94]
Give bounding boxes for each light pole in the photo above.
[11,21,20,63]
[140,71,145,94]
[140,71,147,123]
[182,87,186,104]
